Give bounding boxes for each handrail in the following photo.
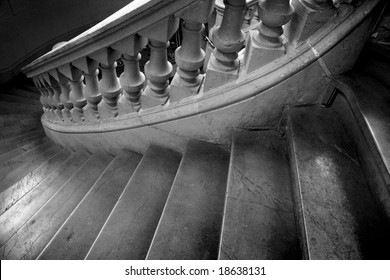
[22,0,201,77]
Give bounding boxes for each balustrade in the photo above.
[25,0,353,124]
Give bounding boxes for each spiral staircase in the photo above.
[0,0,389,260]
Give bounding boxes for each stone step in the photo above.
[219,130,301,260]
[0,143,64,215]
[0,131,45,156]
[0,137,49,165]
[0,101,41,115]
[0,122,42,140]
[86,145,181,260]
[0,152,113,260]
[335,73,390,178]
[0,114,41,128]
[0,153,86,247]
[39,151,142,260]
[0,93,41,105]
[6,88,40,100]
[287,106,390,259]
[147,140,229,260]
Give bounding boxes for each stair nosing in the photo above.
[84,151,148,260]
[145,144,186,259]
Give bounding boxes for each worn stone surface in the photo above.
[0,152,113,260]
[39,151,141,259]
[147,140,229,260]
[288,106,390,259]
[86,145,181,260]
[0,153,87,247]
[219,130,301,260]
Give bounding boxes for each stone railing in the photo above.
[22,0,351,124]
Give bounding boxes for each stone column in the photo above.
[243,0,294,73]
[111,35,148,114]
[204,0,246,91]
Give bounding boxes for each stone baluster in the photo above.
[243,0,294,73]
[285,0,335,48]
[111,35,148,114]
[89,48,122,119]
[138,16,179,108]
[250,3,260,25]
[170,0,214,102]
[204,0,246,91]
[243,0,259,29]
[58,63,86,122]
[49,69,72,122]
[33,77,49,116]
[73,56,102,121]
[41,73,58,120]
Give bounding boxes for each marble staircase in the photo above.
[1,44,390,258]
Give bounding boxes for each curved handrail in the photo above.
[22,0,201,77]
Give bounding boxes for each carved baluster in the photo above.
[90,48,121,119]
[139,16,179,108]
[58,63,86,122]
[244,0,294,73]
[204,0,246,91]
[170,0,214,101]
[41,73,57,120]
[285,0,335,48]
[111,35,148,114]
[250,3,260,25]
[73,56,102,121]
[49,69,71,122]
[33,77,49,116]
[243,0,259,29]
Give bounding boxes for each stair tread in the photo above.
[0,151,83,247]
[0,101,41,114]
[86,145,181,260]
[0,152,113,260]
[0,93,41,105]
[0,131,45,156]
[39,151,142,260]
[338,73,390,175]
[0,137,49,165]
[219,130,301,260]
[0,143,64,215]
[6,88,40,100]
[287,106,390,259]
[0,124,42,140]
[147,141,229,260]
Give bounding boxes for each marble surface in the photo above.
[0,152,113,260]
[0,153,87,247]
[86,145,181,260]
[340,73,390,176]
[39,151,142,259]
[219,130,301,260]
[147,140,229,260]
[0,141,62,215]
[288,106,390,259]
